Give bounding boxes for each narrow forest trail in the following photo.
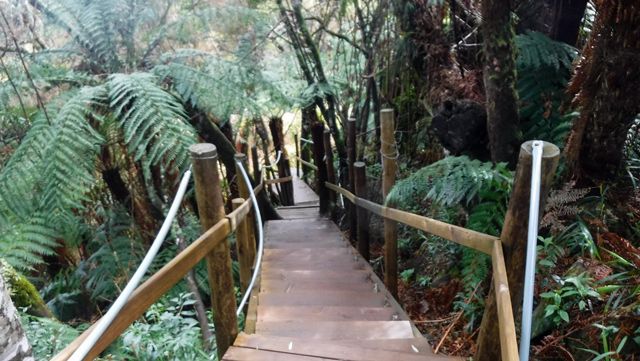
[222,175,460,360]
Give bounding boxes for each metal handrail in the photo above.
[235,158,264,314]
[520,141,544,360]
[69,167,193,361]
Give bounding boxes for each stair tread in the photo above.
[260,279,374,293]
[256,320,416,340]
[259,290,388,307]
[256,305,406,322]
[232,333,465,360]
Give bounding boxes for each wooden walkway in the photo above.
[223,175,460,360]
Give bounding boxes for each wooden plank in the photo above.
[260,269,371,282]
[223,346,331,361]
[290,173,319,204]
[234,333,436,355]
[277,207,321,219]
[256,306,404,322]
[258,291,388,307]
[233,333,460,361]
[51,221,231,361]
[492,240,519,361]
[255,321,415,340]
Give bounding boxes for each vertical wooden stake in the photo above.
[189,144,238,359]
[476,141,559,361]
[232,198,251,293]
[294,133,300,177]
[251,145,260,182]
[354,162,369,260]
[380,109,399,298]
[323,129,337,220]
[235,153,256,266]
[311,123,329,214]
[347,118,357,241]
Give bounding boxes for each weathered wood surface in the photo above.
[223,202,460,360]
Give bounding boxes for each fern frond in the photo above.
[107,72,196,169]
[516,31,578,71]
[387,156,512,208]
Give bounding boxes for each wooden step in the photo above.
[234,333,438,356]
[256,305,405,322]
[232,333,464,360]
[222,346,328,360]
[277,207,321,219]
[255,320,415,340]
[260,269,371,282]
[260,279,375,293]
[263,247,353,259]
[258,290,389,307]
[262,258,364,271]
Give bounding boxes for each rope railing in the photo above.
[324,181,519,361]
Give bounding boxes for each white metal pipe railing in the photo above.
[235,159,264,314]
[69,167,193,361]
[519,140,544,361]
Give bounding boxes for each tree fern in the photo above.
[516,31,579,147]
[107,72,196,169]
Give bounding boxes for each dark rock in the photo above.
[431,99,490,160]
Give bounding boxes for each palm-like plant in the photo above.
[0,0,299,270]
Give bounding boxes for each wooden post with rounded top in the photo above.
[323,129,337,220]
[235,153,257,267]
[380,109,399,298]
[475,141,560,361]
[354,162,369,260]
[347,118,357,241]
[189,143,238,359]
[311,123,329,214]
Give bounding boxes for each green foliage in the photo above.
[118,293,213,361]
[389,156,513,327]
[107,72,195,167]
[387,156,512,209]
[516,31,579,147]
[20,312,82,360]
[541,273,600,327]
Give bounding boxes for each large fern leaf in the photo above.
[107,72,196,169]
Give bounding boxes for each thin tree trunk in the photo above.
[481,0,520,166]
[564,1,640,181]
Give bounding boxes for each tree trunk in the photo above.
[0,274,34,361]
[516,0,588,46]
[481,0,520,166]
[564,1,640,181]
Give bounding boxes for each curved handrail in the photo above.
[68,168,193,361]
[235,159,264,315]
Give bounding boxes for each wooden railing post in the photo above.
[323,129,337,220]
[189,143,238,359]
[476,141,559,361]
[354,161,369,260]
[347,118,357,241]
[232,198,251,294]
[380,109,399,298]
[235,153,257,267]
[251,145,260,182]
[311,123,329,214]
[294,133,300,177]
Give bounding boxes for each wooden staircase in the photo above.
[222,176,461,360]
